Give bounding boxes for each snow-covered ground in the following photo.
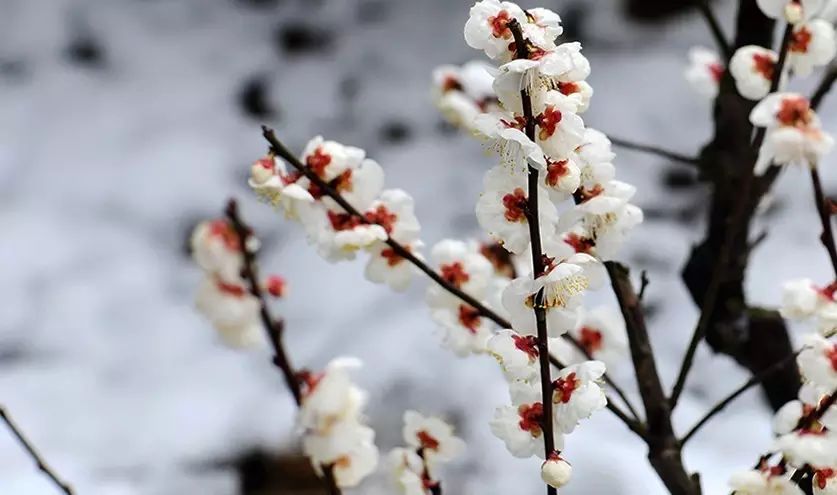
[0,0,833,493]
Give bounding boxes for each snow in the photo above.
[0,0,833,493]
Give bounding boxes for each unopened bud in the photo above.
[265,275,287,298]
[784,2,803,24]
[251,157,275,185]
[541,453,572,488]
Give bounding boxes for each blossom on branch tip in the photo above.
[756,0,825,23]
[191,219,246,283]
[465,0,561,63]
[433,61,500,130]
[797,334,837,390]
[684,46,724,99]
[750,92,834,173]
[403,410,466,465]
[541,453,572,488]
[249,155,315,217]
[788,20,837,77]
[387,448,428,495]
[730,45,779,101]
[195,276,262,347]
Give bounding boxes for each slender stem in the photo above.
[670,23,794,408]
[224,200,341,495]
[680,350,800,445]
[0,407,73,495]
[507,19,556,495]
[260,127,641,435]
[809,167,837,277]
[417,448,442,495]
[608,136,700,167]
[810,64,837,109]
[695,0,732,58]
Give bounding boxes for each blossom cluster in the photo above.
[191,219,284,346]
[388,411,465,494]
[685,1,835,173]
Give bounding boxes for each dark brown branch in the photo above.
[418,448,443,495]
[608,136,700,167]
[224,199,341,495]
[606,262,700,495]
[508,19,557,495]
[696,0,732,58]
[809,168,837,277]
[0,406,74,495]
[671,22,795,408]
[810,64,837,109]
[680,350,800,445]
[260,127,641,436]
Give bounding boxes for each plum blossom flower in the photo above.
[730,45,778,100]
[474,110,548,168]
[487,329,561,381]
[773,383,837,435]
[533,90,586,161]
[490,380,564,458]
[430,303,495,356]
[248,155,315,218]
[541,453,572,489]
[551,360,608,433]
[195,276,262,347]
[750,93,835,173]
[387,448,428,495]
[502,253,604,336]
[729,465,804,495]
[774,430,837,469]
[552,306,628,368]
[365,241,422,292]
[433,61,500,129]
[788,20,837,77]
[756,0,825,23]
[541,156,581,202]
[426,239,495,307]
[304,420,380,488]
[191,219,247,283]
[476,165,559,254]
[402,410,466,465]
[813,468,837,494]
[782,278,828,319]
[465,0,530,62]
[684,46,724,99]
[797,334,837,390]
[298,357,367,433]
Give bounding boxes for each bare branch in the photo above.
[608,136,700,167]
[809,167,837,278]
[0,406,74,495]
[695,0,732,58]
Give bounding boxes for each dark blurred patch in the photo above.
[357,0,389,24]
[662,166,698,190]
[641,201,702,224]
[338,76,360,102]
[234,0,284,8]
[379,120,412,144]
[558,2,588,42]
[180,215,204,259]
[436,119,459,136]
[275,24,333,55]
[239,75,279,121]
[0,346,31,366]
[623,0,697,20]
[237,450,322,495]
[0,58,28,81]
[65,37,105,67]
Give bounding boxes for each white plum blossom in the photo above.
[303,420,378,484]
[541,453,572,489]
[532,90,587,160]
[487,329,562,381]
[426,239,495,307]
[490,380,564,458]
[431,302,495,356]
[773,383,837,435]
[782,278,827,319]
[788,20,837,76]
[387,448,428,495]
[433,61,499,129]
[195,276,262,347]
[249,155,315,218]
[774,430,837,469]
[402,410,466,465]
[730,45,778,100]
[365,241,422,292]
[729,466,804,495]
[476,165,559,254]
[474,110,549,169]
[685,46,724,99]
[465,0,530,62]
[541,156,582,202]
[190,219,246,283]
[551,360,608,433]
[797,334,837,390]
[749,92,834,173]
[756,0,825,23]
[552,306,628,368]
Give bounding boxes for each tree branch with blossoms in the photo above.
[0,406,74,495]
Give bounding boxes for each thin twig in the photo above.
[810,64,837,110]
[259,127,641,435]
[680,350,801,445]
[608,136,700,167]
[695,0,732,58]
[638,271,650,302]
[508,19,557,495]
[224,200,341,494]
[0,406,74,495]
[809,167,837,277]
[670,23,795,408]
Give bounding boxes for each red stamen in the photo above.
[536,106,563,141]
[306,147,332,177]
[552,372,580,404]
[441,262,470,287]
[365,205,398,234]
[752,53,775,80]
[546,159,570,187]
[512,334,539,359]
[489,10,513,39]
[502,188,529,222]
[518,402,544,436]
[579,326,604,354]
[416,430,440,451]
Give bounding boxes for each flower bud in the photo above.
[265,275,287,298]
[250,157,275,186]
[784,2,802,24]
[541,454,572,488]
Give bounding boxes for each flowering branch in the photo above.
[810,63,837,109]
[808,167,837,277]
[0,406,73,495]
[607,135,700,167]
[259,126,644,438]
[680,350,801,445]
[507,18,558,493]
[670,21,795,408]
[606,262,700,495]
[696,0,732,58]
[223,199,341,495]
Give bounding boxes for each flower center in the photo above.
[518,402,544,437]
[827,344,837,372]
[442,75,463,93]
[480,242,516,277]
[543,273,589,309]
[815,468,835,490]
[365,205,397,234]
[752,53,775,80]
[557,82,579,96]
[709,62,724,82]
[790,26,813,53]
[536,106,563,141]
[579,326,604,354]
[306,147,332,177]
[216,280,246,297]
[458,305,482,334]
[381,248,405,267]
[565,232,595,254]
[512,334,539,359]
[327,211,363,231]
[776,96,813,127]
[416,430,440,451]
[489,10,513,39]
[553,372,580,403]
[502,187,529,222]
[546,159,570,187]
[441,262,470,287]
[209,219,241,251]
